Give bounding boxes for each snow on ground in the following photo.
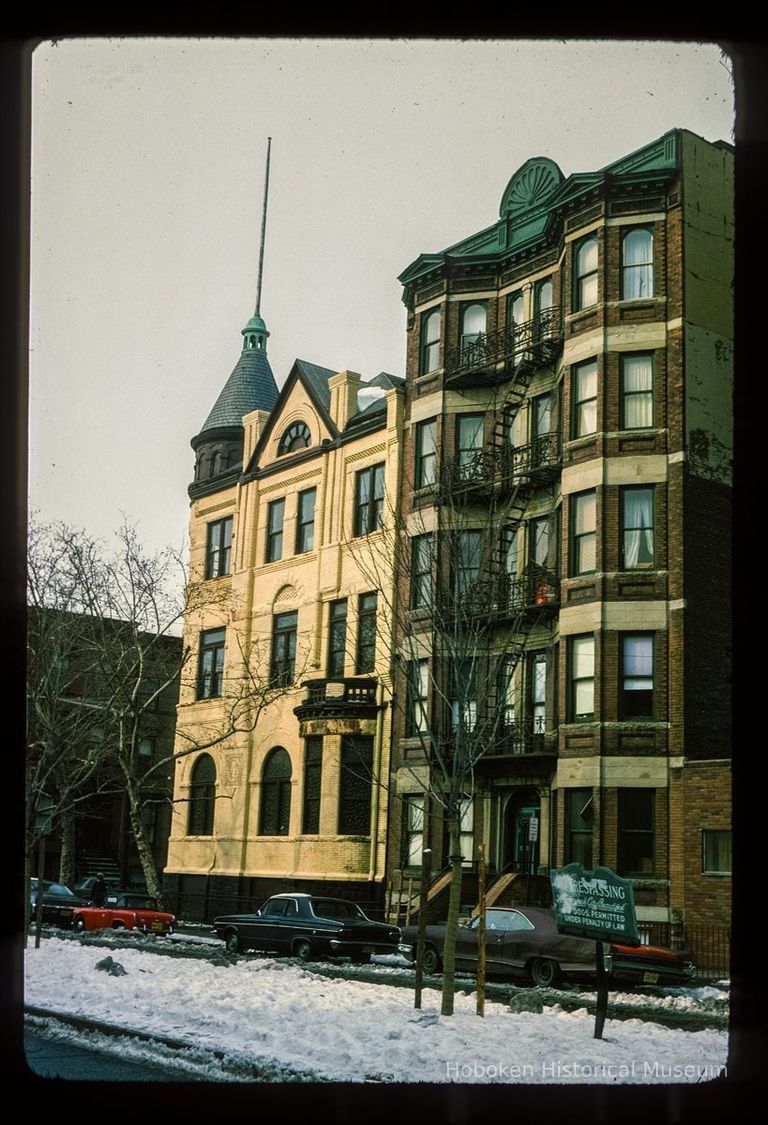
[25,936,728,1084]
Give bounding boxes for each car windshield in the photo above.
[48,884,76,897]
[312,900,365,920]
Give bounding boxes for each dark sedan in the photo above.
[29,880,91,928]
[402,906,695,988]
[402,906,605,986]
[213,893,403,963]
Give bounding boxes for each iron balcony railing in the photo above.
[446,565,560,621]
[443,433,562,495]
[293,677,379,720]
[434,715,554,762]
[444,309,562,382]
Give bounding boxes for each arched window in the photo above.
[209,451,221,478]
[461,303,487,349]
[260,747,292,835]
[278,422,311,454]
[187,754,216,836]
[420,309,441,374]
[622,228,654,299]
[575,236,598,310]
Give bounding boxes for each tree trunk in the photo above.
[440,818,463,1017]
[58,810,77,886]
[121,766,163,903]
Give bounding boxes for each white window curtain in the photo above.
[406,797,424,866]
[622,229,654,298]
[623,355,653,428]
[623,489,654,568]
[623,634,653,689]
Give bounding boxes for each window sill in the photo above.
[701,871,731,878]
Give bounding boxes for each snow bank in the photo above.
[25,937,728,1084]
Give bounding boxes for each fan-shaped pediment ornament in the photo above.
[500,157,564,217]
[273,583,298,605]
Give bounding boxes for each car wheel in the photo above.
[293,939,312,962]
[74,917,86,934]
[112,921,126,931]
[225,931,241,955]
[351,952,371,965]
[530,957,559,988]
[422,944,442,974]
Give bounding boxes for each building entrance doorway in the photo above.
[500,789,541,874]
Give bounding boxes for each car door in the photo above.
[252,898,288,950]
[494,909,538,975]
[454,919,481,970]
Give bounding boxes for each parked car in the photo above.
[402,906,696,988]
[73,875,120,899]
[609,940,695,987]
[72,892,175,935]
[213,893,403,963]
[29,880,92,928]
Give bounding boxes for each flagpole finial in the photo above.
[255,137,272,318]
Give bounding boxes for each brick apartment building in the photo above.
[387,128,733,948]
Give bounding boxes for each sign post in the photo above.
[550,864,639,1040]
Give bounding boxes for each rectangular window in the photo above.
[621,354,654,429]
[406,659,429,736]
[403,795,424,867]
[575,235,598,310]
[456,413,484,479]
[621,227,654,300]
[354,463,385,536]
[270,611,297,687]
[571,491,597,575]
[410,534,433,609]
[266,498,285,563]
[197,628,225,699]
[420,309,441,375]
[530,652,546,736]
[621,486,655,569]
[302,737,323,834]
[455,530,482,595]
[295,488,317,554]
[205,517,233,579]
[564,788,593,867]
[569,635,595,721]
[459,797,474,865]
[327,599,348,677]
[702,830,732,875]
[338,736,373,835]
[532,394,551,438]
[450,660,477,736]
[529,516,550,568]
[356,592,378,674]
[621,634,654,718]
[415,419,437,489]
[572,359,597,437]
[498,655,517,733]
[618,789,655,876]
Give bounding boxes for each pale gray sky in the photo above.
[28,38,734,557]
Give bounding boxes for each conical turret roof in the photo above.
[195,316,279,440]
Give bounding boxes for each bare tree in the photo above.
[27,518,302,910]
[347,324,561,1015]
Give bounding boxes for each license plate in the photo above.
[642,971,659,984]
[151,922,163,931]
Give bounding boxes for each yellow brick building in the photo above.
[163,311,404,919]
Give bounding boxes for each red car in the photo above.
[72,892,175,936]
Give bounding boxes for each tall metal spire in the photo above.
[255,136,272,318]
